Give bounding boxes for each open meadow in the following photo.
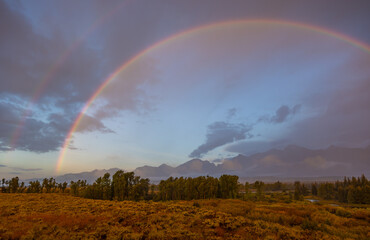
[0,193,369,240]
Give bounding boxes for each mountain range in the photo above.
[26,145,370,184]
[135,145,369,179]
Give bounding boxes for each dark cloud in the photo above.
[0,101,112,152]
[260,104,301,124]
[0,146,12,151]
[9,116,68,153]
[189,121,252,158]
[0,101,62,152]
[271,105,301,123]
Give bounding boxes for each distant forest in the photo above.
[1,172,369,204]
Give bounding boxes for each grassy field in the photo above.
[0,194,369,240]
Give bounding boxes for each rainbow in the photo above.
[8,0,131,151]
[56,19,370,173]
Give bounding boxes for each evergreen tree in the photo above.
[294,181,303,201]
[9,177,19,193]
[311,183,318,196]
[255,181,265,200]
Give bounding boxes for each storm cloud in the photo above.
[189,121,252,158]
[0,1,104,152]
[0,101,111,152]
[0,1,152,152]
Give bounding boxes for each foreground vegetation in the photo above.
[0,193,369,239]
[1,173,369,239]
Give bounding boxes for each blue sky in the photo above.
[0,0,370,179]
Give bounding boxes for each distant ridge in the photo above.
[133,145,370,180]
[25,145,370,184]
[25,168,120,185]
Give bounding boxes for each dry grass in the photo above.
[0,194,369,239]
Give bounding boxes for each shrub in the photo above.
[301,218,319,231]
[334,208,352,218]
[193,202,200,208]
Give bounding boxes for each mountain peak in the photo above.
[159,163,172,168]
[176,158,216,174]
[188,158,203,162]
[177,158,212,167]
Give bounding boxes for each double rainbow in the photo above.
[56,19,370,173]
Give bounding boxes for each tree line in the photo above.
[309,175,369,204]
[1,172,369,204]
[1,177,67,193]
[69,172,240,201]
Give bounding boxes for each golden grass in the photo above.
[0,194,369,239]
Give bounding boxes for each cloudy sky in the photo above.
[0,0,369,179]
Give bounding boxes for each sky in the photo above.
[0,0,369,179]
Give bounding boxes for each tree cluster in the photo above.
[264,181,286,192]
[70,171,150,201]
[312,175,369,204]
[157,175,239,201]
[293,181,309,201]
[1,177,67,193]
[1,177,24,193]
